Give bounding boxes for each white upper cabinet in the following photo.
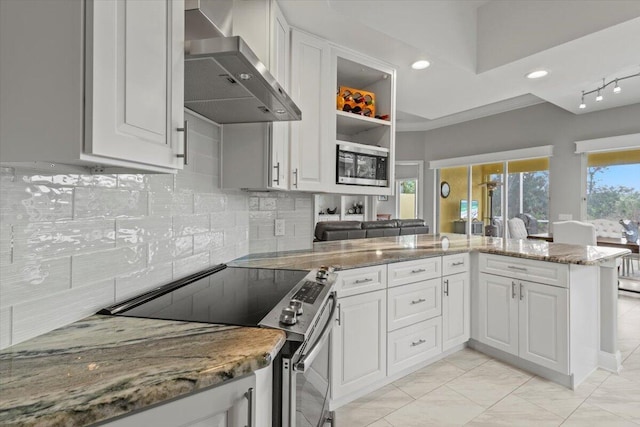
[289,29,332,192]
[0,0,185,173]
[222,0,290,190]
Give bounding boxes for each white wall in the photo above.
[395,102,640,229]
[0,112,312,349]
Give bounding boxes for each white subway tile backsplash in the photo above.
[71,246,147,287]
[194,231,224,254]
[149,191,194,216]
[0,256,71,307]
[194,193,226,213]
[173,214,210,236]
[74,187,148,219]
[0,224,12,265]
[176,171,215,194]
[117,174,147,191]
[174,252,210,278]
[116,216,173,245]
[115,262,174,301]
[148,236,193,265]
[260,197,277,211]
[77,174,118,188]
[0,183,73,223]
[277,197,295,211]
[211,211,236,230]
[12,219,116,260]
[11,279,116,345]
[295,197,312,210]
[146,173,175,193]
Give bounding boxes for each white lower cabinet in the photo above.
[103,373,256,427]
[442,271,470,352]
[388,317,441,376]
[478,272,569,374]
[331,289,387,400]
[387,278,441,331]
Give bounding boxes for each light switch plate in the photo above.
[275,219,285,236]
[558,214,573,220]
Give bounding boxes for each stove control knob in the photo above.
[316,266,332,280]
[279,307,297,325]
[289,299,303,315]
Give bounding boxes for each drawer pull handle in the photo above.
[520,283,524,300]
[512,281,516,299]
[444,279,449,296]
[411,268,426,274]
[411,339,426,347]
[507,265,528,272]
[354,278,373,284]
[451,261,465,266]
[410,298,426,305]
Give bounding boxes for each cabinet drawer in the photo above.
[387,317,442,376]
[387,278,441,331]
[388,257,441,288]
[478,253,569,288]
[335,265,387,298]
[442,253,469,276]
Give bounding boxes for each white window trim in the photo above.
[575,133,640,153]
[429,145,553,169]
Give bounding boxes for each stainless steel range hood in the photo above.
[184,36,301,124]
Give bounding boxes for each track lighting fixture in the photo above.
[578,70,640,109]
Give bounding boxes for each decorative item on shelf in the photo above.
[326,207,337,215]
[378,195,388,201]
[337,86,375,117]
[356,201,364,214]
[578,68,640,109]
[374,114,390,121]
[347,207,355,214]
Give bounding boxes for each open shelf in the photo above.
[336,110,391,135]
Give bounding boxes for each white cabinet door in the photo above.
[518,280,569,374]
[269,2,290,189]
[86,0,184,170]
[442,271,470,351]
[332,290,387,400]
[388,317,442,376]
[104,374,255,427]
[290,29,330,191]
[478,273,519,356]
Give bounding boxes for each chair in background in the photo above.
[507,217,529,239]
[552,220,597,246]
[516,213,539,234]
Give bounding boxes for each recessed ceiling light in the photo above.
[411,60,430,70]
[526,70,548,79]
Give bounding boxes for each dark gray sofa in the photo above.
[314,219,429,242]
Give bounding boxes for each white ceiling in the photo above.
[278,0,640,131]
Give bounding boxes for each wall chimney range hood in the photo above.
[184,35,301,124]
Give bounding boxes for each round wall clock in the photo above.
[440,181,450,198]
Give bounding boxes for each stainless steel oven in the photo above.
[337,143,388,187]
[281,293,335,427]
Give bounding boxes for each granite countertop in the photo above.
[0,315,286,427]
[230,233,631,270]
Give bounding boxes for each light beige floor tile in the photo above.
[334,384,413,427]
[586,374,640,423]
[446,359,532,408]
[392,360,466,399]
[561,402,638,426]
[466,394,564,426]
[444,347,491,371]
[619,347,640,384]
[511,372,607,418]
[383,385,484,427]
[619,339,640,362]
[619,318,640,341]
[366,419,392,427]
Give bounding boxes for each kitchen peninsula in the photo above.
[1,234,629,425]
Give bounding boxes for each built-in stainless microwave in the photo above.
[336,143,388,187]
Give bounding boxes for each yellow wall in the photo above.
[399,194,416,219]
[439,167,467,232]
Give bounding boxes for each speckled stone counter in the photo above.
[0,315,286,427]
[230,233,630,270]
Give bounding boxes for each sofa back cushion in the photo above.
[587,219,623,238]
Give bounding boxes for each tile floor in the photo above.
[335,290,640,426]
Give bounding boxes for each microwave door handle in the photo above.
[293,293,336,373]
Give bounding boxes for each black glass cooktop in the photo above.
[102,266,309,327]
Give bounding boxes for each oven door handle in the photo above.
[293,293,336,373]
